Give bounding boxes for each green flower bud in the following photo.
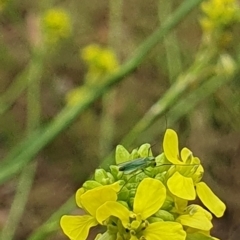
[154,209,175,221]
[94,169,108,182]
[154,172,166,182]
[109,165,121,179]
[130,148,139,159]
[118,187,129,201]
[147,217,164,223]
[137,143,152,157]
[161,196,174,211]
[106,172,115,183]
[129,188,137,198]
[82,180,102,189]
[115,145,130,164]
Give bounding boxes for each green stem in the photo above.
[99,0,123,157]
[0,48,43,240]
[158,0,182,82]
[0,50,43,115]
[120,49,216,148]
[0,0,204,185]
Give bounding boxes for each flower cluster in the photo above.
[66,44,119,106]
[199,0,240,49]
[41,8,72,45]
[81,44,119,82]
[60,129,226,240]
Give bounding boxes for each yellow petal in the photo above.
[163,129,182,164]
[142,222,186,240]
[167,172,196,200]
[196,182,226,217]
[75,188,85,208]
[60,215,98,240]
[134,178,166,219]
[80,185,118,217]
[180,148,192,163]
[174,197,188,212]
[192,163,204,183]
[177,211,213,231]
[96,201,130,228]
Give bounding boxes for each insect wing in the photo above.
[118,158,147,174]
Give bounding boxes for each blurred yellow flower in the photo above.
[41,8,72,45]
[0,0,8,11]
[81,44,119,85]
[199,0,240,48]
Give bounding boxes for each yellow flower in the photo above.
[81,44,119,73]
[65,87,91,106]
[163,129,202,200]
[199,0,240,48]
[177,205,213,231]
[42,8,71,45]
[96,178,186,240]
[163,129,226,218]
[80,44,119,85]
[60,183,120,240]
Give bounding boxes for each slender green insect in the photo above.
[118,155,156,174]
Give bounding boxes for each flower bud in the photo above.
[82,180,102,189]
[147,217,164,223]
[94,169,108,182]
[161,196,174,211]
[154,209,175,221]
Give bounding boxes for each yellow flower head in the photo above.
[60,183,120,240]
[199,0,240,48]
[60,129,226,240]
[96,178,186,240]
[81,44,119,85]
[41,8,72,45]
[162,129,226,218]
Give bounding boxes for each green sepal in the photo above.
[137,143,152,157]
[115,145,130,164]
[94,169,109,183]
[147,216,164,223]
[154,209,175,221]
[161,196,174,211]
[118,188,130,201]
[186,233,216,240]
[109,165,123,179]
[82,180,102,189]
[95,231,116,240]
[130,148,139,160]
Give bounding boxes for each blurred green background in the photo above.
[0,0,240,239]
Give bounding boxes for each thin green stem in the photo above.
[119,49,217,148]
[0,48,43,240]
[0,0,204,185]
[99,0,123,158]
[0,53,41,115]
[158,0,182,82]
